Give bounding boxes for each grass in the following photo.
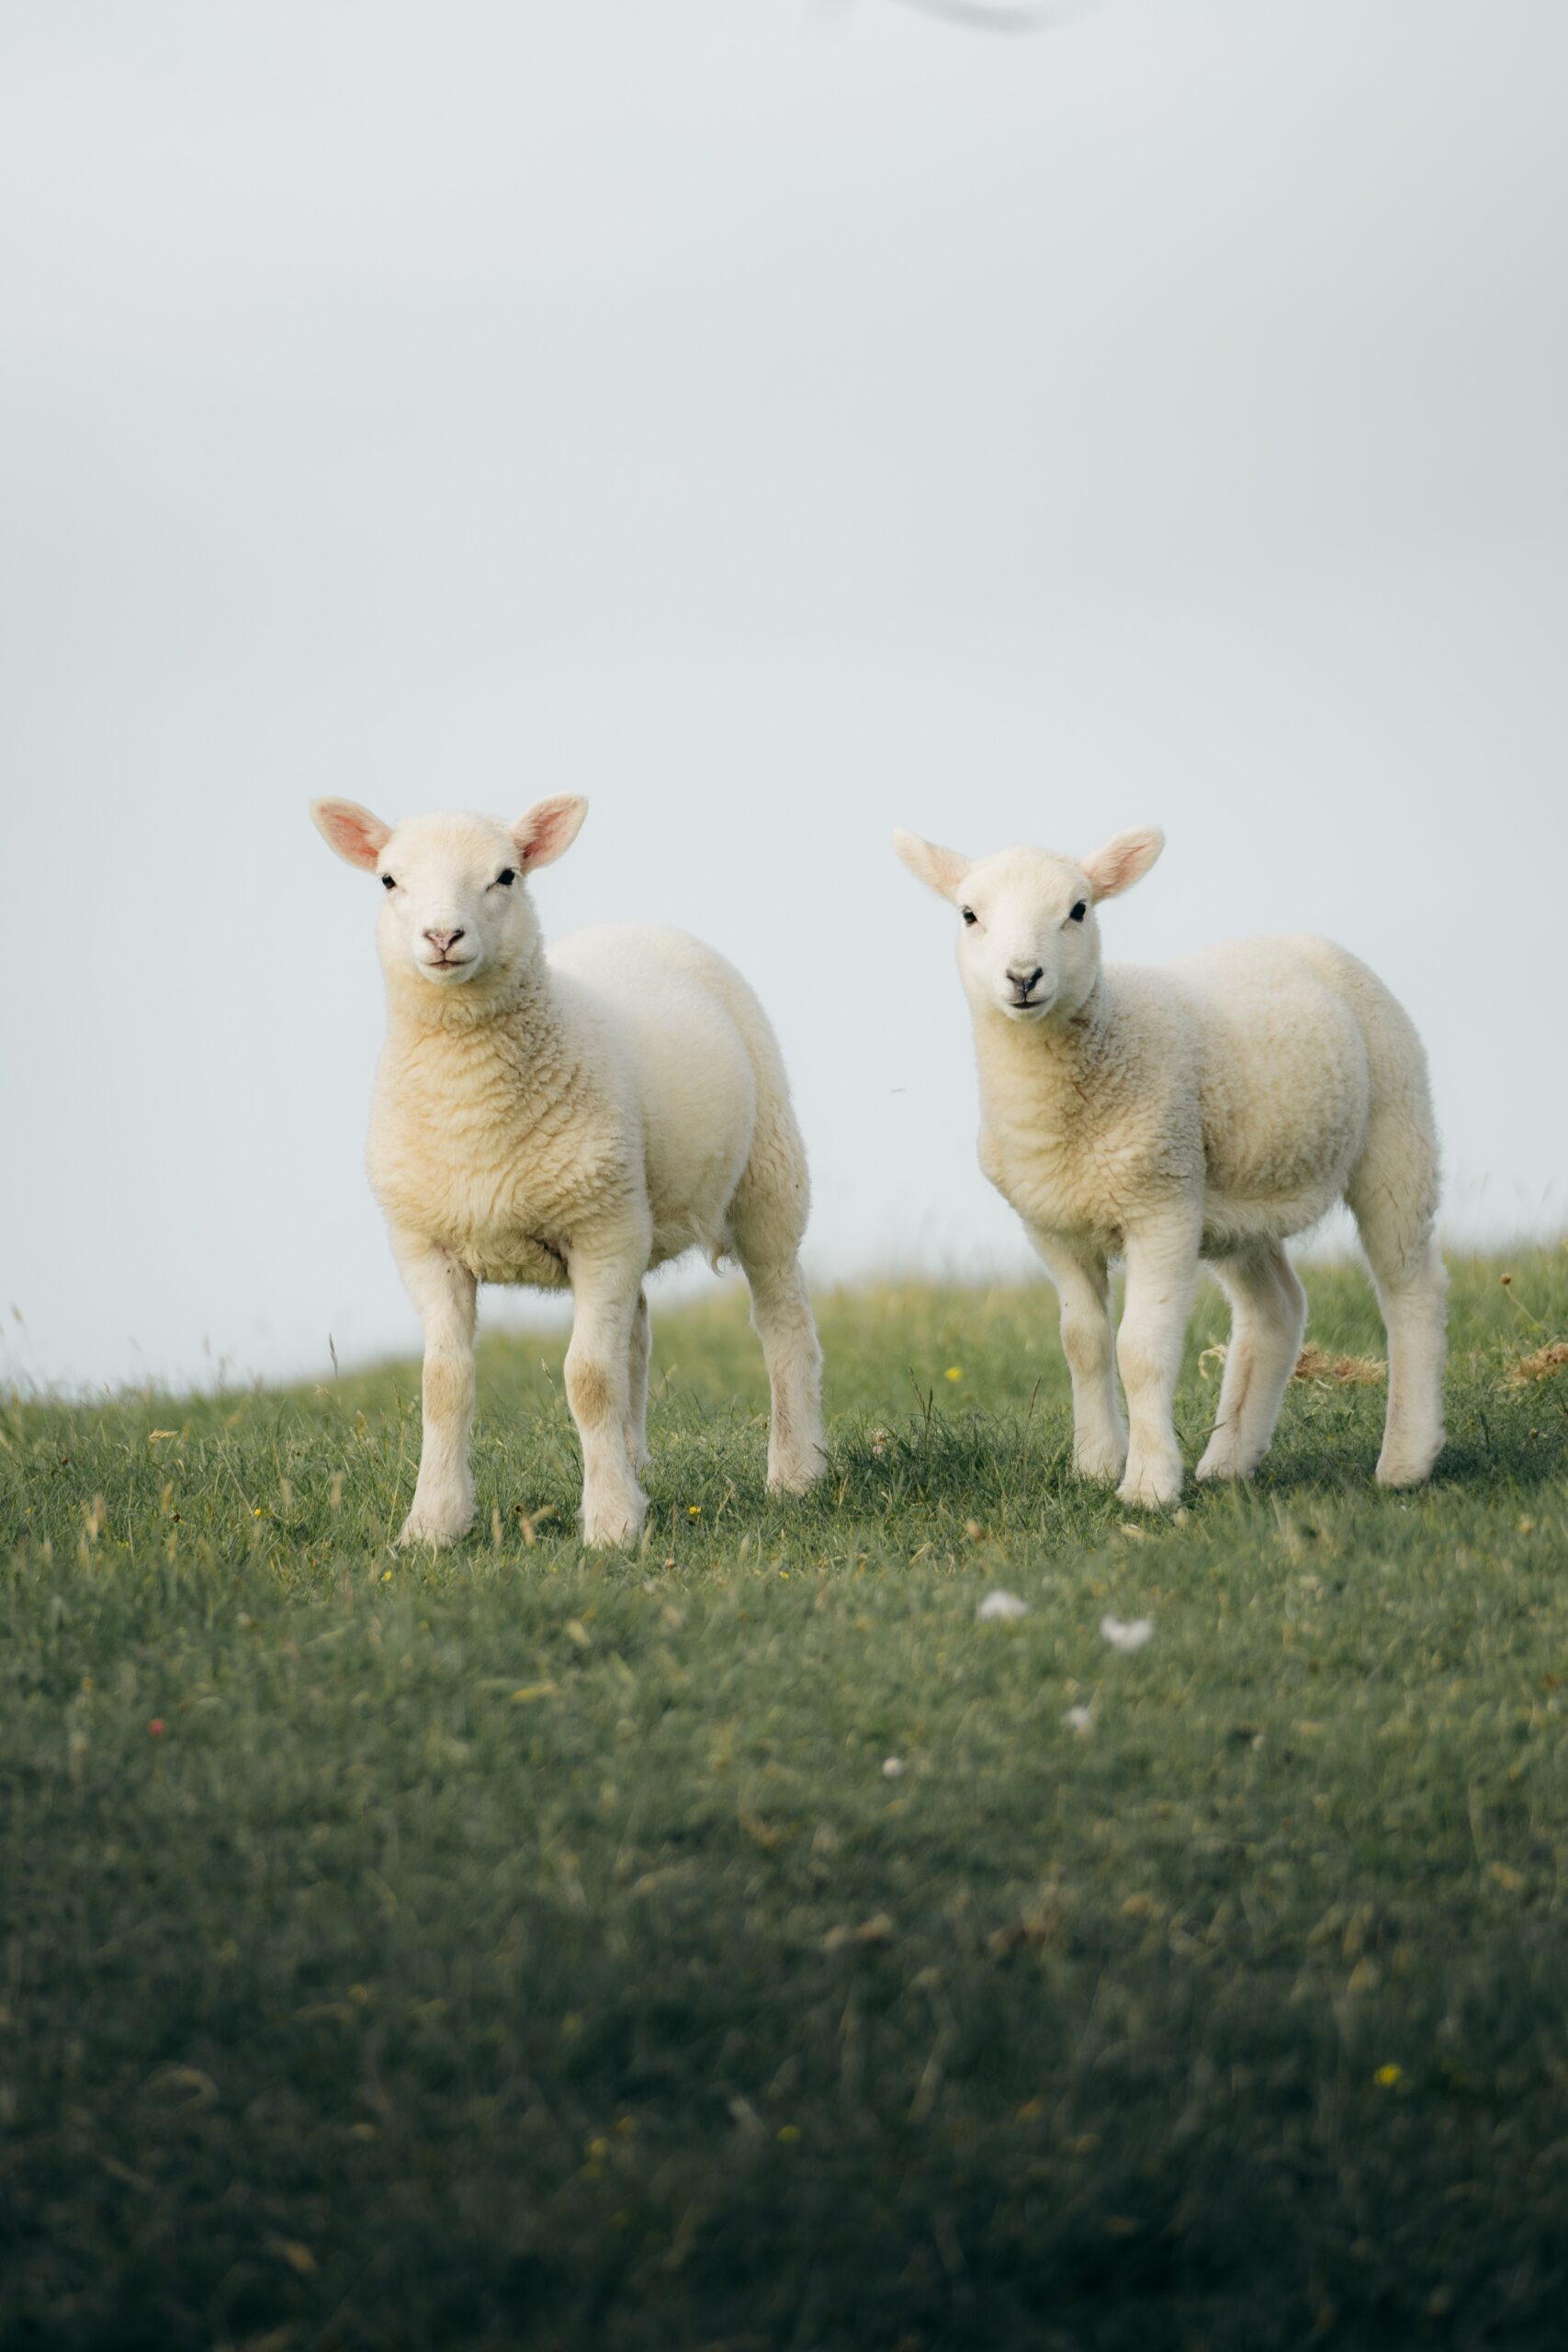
[3,1246,1568,2352]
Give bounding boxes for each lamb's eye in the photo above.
[961,907,977,926]
[1068,900,1087,923]
[492,868,515,888]
[380,874,397,891]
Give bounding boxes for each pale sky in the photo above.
[3,0,1565,1392]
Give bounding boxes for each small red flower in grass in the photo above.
[148,1719,166,1737]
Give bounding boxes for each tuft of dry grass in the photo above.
[1508,1340,1568,1385]
[1292,1341,1386,1385]
[1201,1340,1387,1385]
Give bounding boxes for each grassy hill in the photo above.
[3,1248,1567,2349]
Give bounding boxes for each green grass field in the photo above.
[4,1248,1568,2351]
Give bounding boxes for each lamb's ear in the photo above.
[1079,825,1165,901]
[513,794,588,873]
[311,798,392,871]
[892,829,971,902]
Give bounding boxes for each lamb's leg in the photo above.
[1116,1216,1200,1509]
[565,1253,649,1547]
[1348,1129,1447,1487]
[1368,1254,1447,1486]
[626,1288,651,1473]
[1354,1194,1448,1486]
[738,1250,827,1495]
[1032,1232,1125,1482]
[393,1233,479,1547]
[728,1089,827,1494]
[1197,1247,1307,1481]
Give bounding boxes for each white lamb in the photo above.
[894,823,1446,1506]
[311,795,827,1546]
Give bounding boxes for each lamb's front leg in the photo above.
[566,1249,649,1548]
[1032,1232,1125,1483]
[1116,1216,1200,1509]
[393,1232,479,1547]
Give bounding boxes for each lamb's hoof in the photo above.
[397,1501,474,1549]
[768,1444,828,1498]
[1196,1442,1250,1483]
[1375,1444,1440,1489]
[581,1491,649,1549]
[1117,1456,1183,1510]
[1074,1442,1128,1485]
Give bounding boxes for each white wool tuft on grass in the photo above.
[1100,1614,1155,1653]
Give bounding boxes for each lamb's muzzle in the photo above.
[421,925,469,974]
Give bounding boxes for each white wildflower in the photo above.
[1063,1705,1095,1736]
[882,1756,906,1779]
[976,1589,1031,1623]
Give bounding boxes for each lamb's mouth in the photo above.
[423,957,477,977]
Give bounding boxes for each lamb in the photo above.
[311,795,827,1546]
[893,823,1446,1506]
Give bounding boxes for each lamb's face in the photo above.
[310,793,589,1001]
[950,847,1102,1024]
[372,813,538,992]
[892,822,1165,1026]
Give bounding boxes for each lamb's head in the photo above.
[310,795,587,1001]
[892,823,1164,1023]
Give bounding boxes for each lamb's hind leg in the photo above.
[728,1087,826,1495]
[1347,1112,1447,1487]
[738,1249,827,1494]
[626,1288,651,1473]
[1197,1246,1307,1482]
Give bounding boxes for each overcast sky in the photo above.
[3,0,1564,1393]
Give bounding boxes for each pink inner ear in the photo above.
[1083,828,1161,899]
[314,799,390,871]
[513,795,587,871]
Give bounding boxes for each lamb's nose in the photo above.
[423,927,465,954]
[1008,965,1044,999]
